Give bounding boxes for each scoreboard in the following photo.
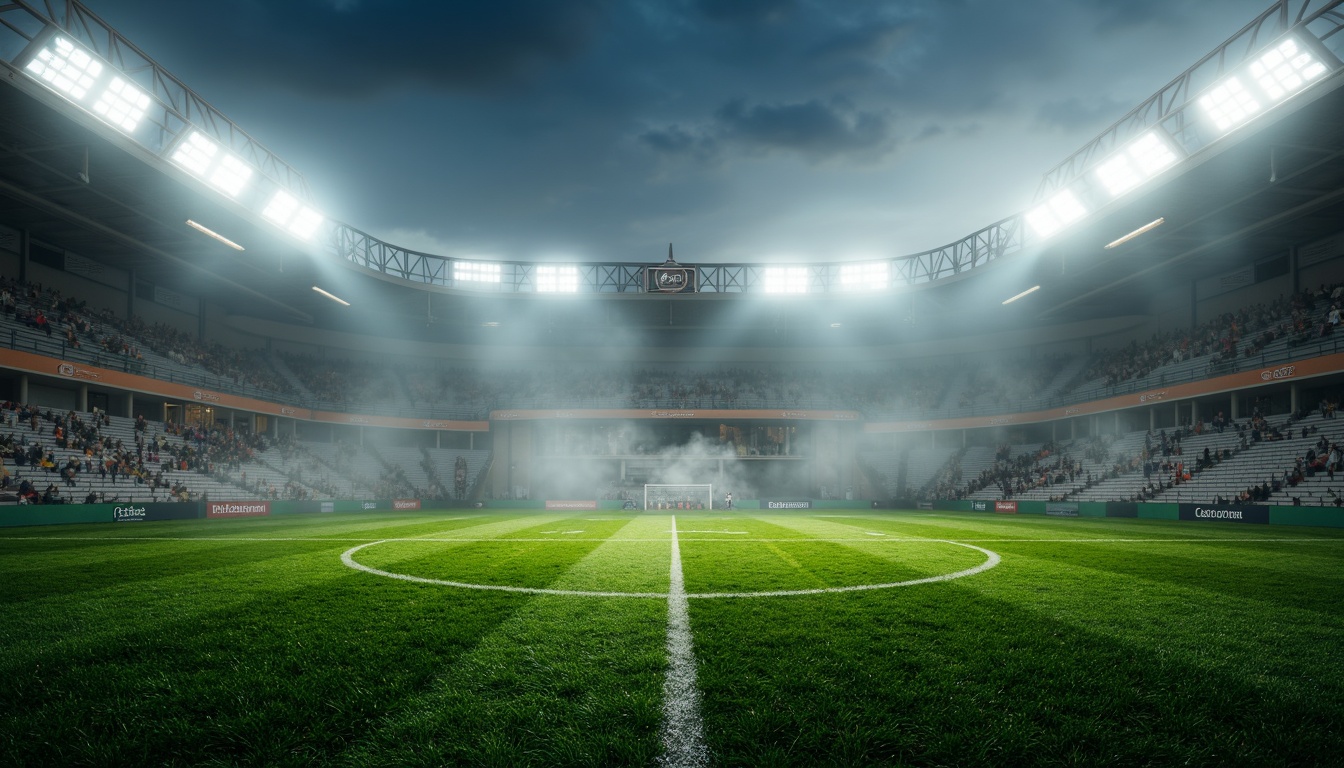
[645,244,697,293]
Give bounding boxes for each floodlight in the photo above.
[25,37,103,101]
[170,131,255,198]
[262,189,325,240]
[208,154,253,198]
[1094,132,1180,197]
[288,207,325,240]
[763,267,809,294]
[537,265,579,293]
[1249,37,1327,102]
[1026,189,1087,238]
[1199,77,1260,132]
[839,262,889,291]
[454,261,502,283]
[90,77,151,133]
[171,131,219,177]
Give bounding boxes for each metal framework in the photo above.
[2,0,1342,297]
[0,0,312,200]
[1034,0,1344,202]
[332,215,1024,294]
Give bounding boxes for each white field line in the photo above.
[658,516,710,768]
[338,539,1003,599]
[673,530,749,534]
[2,535,1341,544]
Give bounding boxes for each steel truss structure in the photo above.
[2,1,1342,297]
[1035,0,1344,202]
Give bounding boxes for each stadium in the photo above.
[0,1,1342,765]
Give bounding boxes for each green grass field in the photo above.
[1,510,1342,767]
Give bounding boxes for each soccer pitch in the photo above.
[1,511,1342,766]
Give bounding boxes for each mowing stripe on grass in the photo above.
[659,515,710,768]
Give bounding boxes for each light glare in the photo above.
[1199,77,1260,132]
[839,262,889,291]
[1095,132,1179,197]
[537,265,579,293]
[763,267,809,294]
[90,77,152,133]
[1249,38,1327,102]
[455,261,502,284]
[25,37,103,100]
[1027,190,1087,237]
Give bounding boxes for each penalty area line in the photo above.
[658,516,710,768]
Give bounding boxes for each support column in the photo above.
[1191,400,1199,425]
[1070,419,1076,440]
[1231,395,1240,421]
[1291,383,1300,415]
[1115,411,1121,434]
[931,431,937,450]
[18,374,27,404]
[1051,422,1057,442]
[1150,408,1156,431]
[78,384,88,412]
[125,392,133,418]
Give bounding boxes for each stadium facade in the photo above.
[1,1,1344,508]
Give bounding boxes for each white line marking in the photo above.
[3,535,1340,545]
[673,530,749,534]
[659,516,710,768]
[864,532,887,536]
[338,538,1003,598]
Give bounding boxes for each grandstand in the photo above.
[2,1,1344,765]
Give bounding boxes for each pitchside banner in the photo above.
[111,502,199,522]
[994,501,1018,514]
[546,500,598,510]
[766,500,812,509]
[206,501,270,519]
[1046,502,1079,517]
[970,501,989,512]
[1178,504,1269,524]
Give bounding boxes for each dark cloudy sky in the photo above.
[95,0,1272,264]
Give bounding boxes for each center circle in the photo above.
[340,538,1001,599]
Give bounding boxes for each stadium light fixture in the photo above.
[839,262,889,291]
[454,260,502,284]
[1249,37,1328,102]
[170,130,254,198]
[536,265,579,293]
[25,36,102,101]
[1026,190,1087,238]
[1199,77,1261,133]
[311,286,350,306]
[1001,285,1040,305]
[90,77,152,133]
[24,37,154,135]
[262,189,326,241]
[185,219,244,251]
[1094,132,1179,197]
[1105,217,1166,249]
[763,267,809,294]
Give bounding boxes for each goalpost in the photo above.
[644,483,714,511]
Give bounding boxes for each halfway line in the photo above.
[658,516,710,767]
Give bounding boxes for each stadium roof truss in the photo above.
[1,0,1343,300]
[0,1,322,236]
[1035,0,1344,203]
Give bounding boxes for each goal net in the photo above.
[644,484,713,511]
